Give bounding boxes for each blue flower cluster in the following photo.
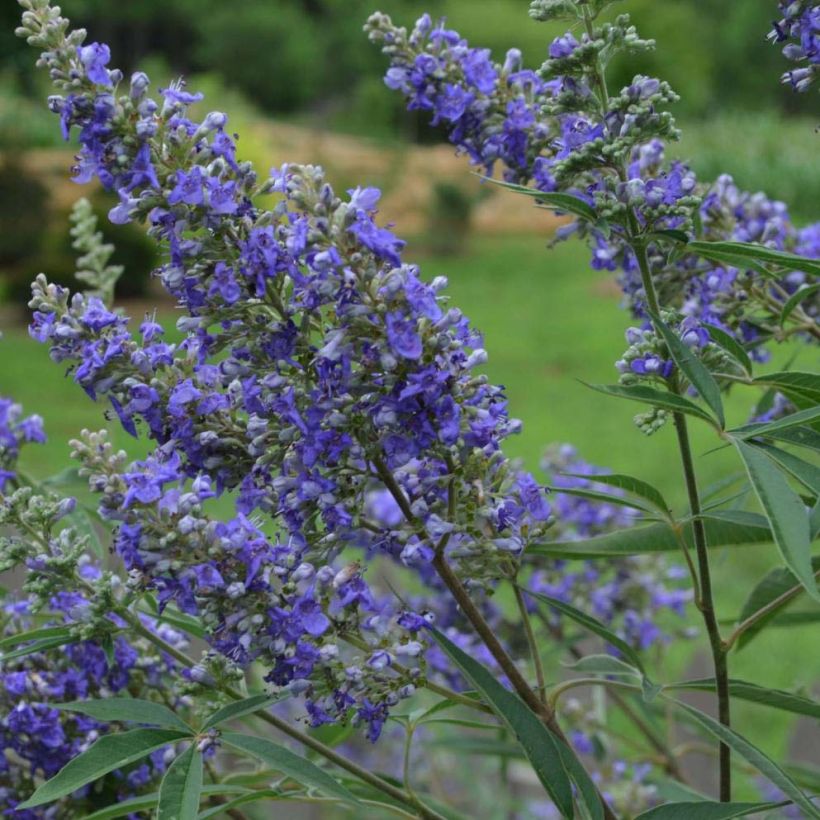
[0,396,45,491]
[22,2,556,741]
[368,13,820,349]
[0,582,184,817]
[770,1,820,92]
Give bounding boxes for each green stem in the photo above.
[512,584,547,704]
[124,612,445,820]
[632,239,732,801]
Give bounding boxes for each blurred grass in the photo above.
[3,233,818,794]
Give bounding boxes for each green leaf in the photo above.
[755,371,820,405]
[0,633,81,662]
[704,324,753,375]
[751,443,820,496]
[524,589,646,674]
[58,698,192,732]
[197,790,281,820]
[560,472,670,514]
[780,283,820,326]
[733,439,818,601]
[0,625,72,651]
[585,382,719,426]
[428,627,581,819]
[765,425,820,452]
[547,484,652,514]
[139,599,207,641]
[732,405,820,439]
[158,745,203,820]
[687,240,820,278]
[220,732,359,805]
[668,678,820,719]
[84,787,250,820]
[202,693,288,730]
[563,654,642,679]
[734,557,820,650]
[668,698,820,819]
[650,312,725,428]
[529,512,771,559]
[482,177,597,222]
[635,801,787,820]
[17,728,190,809]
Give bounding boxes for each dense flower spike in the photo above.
[368,12,820,349]
[18,0,559,741]
[769,1,820,92]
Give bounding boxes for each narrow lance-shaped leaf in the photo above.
[83,787,252,820]
[0,633,81,662]
[546,484,654,515]
[428,627,582,819]
[528,511,771,560]
[220,732,360,805]
[584,382,719,427]
[750,442,820,497]
[754,371,820,405]
[731,405,820,439]
[687,239,820,278]
[649,311,725,428]
[559,471,670,514]
[58,698,192,732]
[733,439,818,602]
[780,283,820,326]
[202,693,289,730]
[667,678,820,719]
[733,556,820,650]
[668,697,820,819]
[524,588,647,674]
[0,625,72,651]
[704,324,752,375]
[481,177,598,222]
[158,745,203,820]
[18,728,191,809]
[635,801,789,820]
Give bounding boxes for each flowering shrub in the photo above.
[1,0,818,818]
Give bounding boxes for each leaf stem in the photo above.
[722,570,820,652]
[123,612,445,820]
[512,584,548,704]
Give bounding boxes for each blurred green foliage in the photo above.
[2,0,816,125]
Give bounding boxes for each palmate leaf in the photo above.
[18,728,191,809]
[158,745,203,820]
[528,510,772,559]
[649,311,725,427]
[58,698,192,732]
[668,678,820,719]
[220,732,359,805]
[668,698,820,819]
[429,628,585,819]
[732,440,818,602]
[202,692,289,730]
[635,801,788,820]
